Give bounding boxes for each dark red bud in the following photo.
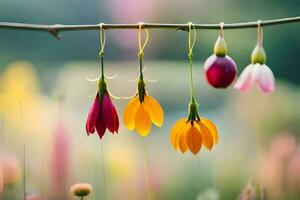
[204,55,237,88]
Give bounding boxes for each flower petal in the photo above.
[134,104,151,136]
[86,94,100,135]
[201,118,219,144]
[144,95,164,127]
[111,105,119,133]
[178,124,189,153]
[197,122,214,150]
[123,96,139,131]
[255,64,276,93]
[234,64,255,92]
[102,93,118,133]
[170,119,186,150]
[186,124,202,155]
[95,116,106,139]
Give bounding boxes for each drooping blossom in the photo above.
[171,24,219,155]
[204,32,237,88]
[0,154,21,185]
[123,77,164,136]
[86,78,119,139]
[70,183,92,198]
[51,122,70,198]
[170,98,218,155]
[234,45,275,93]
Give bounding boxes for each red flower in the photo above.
[86,80,119,139]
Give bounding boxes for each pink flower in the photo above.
[86,91,119,139]
[0,154,21,185]
[234,63,275,93]
[51,122,70,198]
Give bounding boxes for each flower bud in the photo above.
[204,55,237,88]
[214,36,227,57]
[251,45,267,64]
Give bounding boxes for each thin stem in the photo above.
[139,57,143,79]
[257,20,264,47]
[142,138,153,200]
[187,23,196,101]
[100,142,107,200]
[23,145,26,200]
[100,56,104,80]
[189,58,195,101]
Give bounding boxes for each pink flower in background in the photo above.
[257,133,300,198]
[107,0,156,51]
[51,122,70,198]
[0,154,21,186]
[86,91,119,139]
[234,64,275,93]
[26,193,44,200]
[0,170,3,196]
[287,148,300,190]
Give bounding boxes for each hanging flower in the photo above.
[86,26,119,139]
[170,22,219,155]
[123,23,164,137]
[234,22,275,93]
[170,98,218,155]
[123,77,164,136]
[86,77,119,139]
[204,23,237,88]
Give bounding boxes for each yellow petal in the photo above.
[134,104,151,136]
[178,123,190,153]
[170,119,186,149]
[186,124,202,155]
[197,122,214,150]
[201,118,219,144]
[123,96,139,131]
[144,95,164,127]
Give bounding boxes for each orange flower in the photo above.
[123,78,164,136]
[170,99,218,155]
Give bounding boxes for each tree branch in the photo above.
[0,16,299,39]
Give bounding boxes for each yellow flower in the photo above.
[123,78,164,136]
[170,100,218,155]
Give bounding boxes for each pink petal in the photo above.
[255,64,275,93]
[95,116,106,139]
[86,94,100,135]
[101,93,119,133]
[234,64,255,92]
[111,105,119,134]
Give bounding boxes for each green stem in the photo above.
[142,138,152,200]
[101,142,107,200]
[139,57,144,80]
[100,55,104,81]
[23,145,26,200]
[188,57,195,102]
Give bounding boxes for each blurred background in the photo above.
[0,0,300,199]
